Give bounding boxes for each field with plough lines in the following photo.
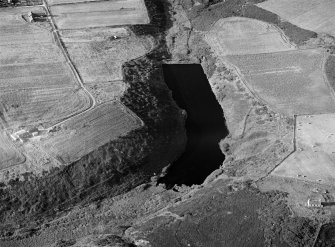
[0,3,145,176]
[49,0,149,29]
[41,103,142,164]
[0,7,91,132]
[1,88,91,129]
[227,49,335,115]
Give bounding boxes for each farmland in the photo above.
[48,0,149,29]
[40,102,142,164]
[227,49,335,115]
[61,28,151,83]
[258,0,335,37]
[0,7,91,131]
[272,114,335,184]
[0,130,25,169]
[0,3,150,171]
[0,6,95,168]
[205,17,295,56]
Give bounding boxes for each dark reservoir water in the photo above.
[159,64,228,187]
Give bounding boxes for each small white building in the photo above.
[27,12,34,23]
[307,198,323,208]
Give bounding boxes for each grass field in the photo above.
[47,0,104,4]
[227,49,335,115]
[60,27,129,43]
[87,81,126,104]
[50,0,149,29]
[62,31,149,83]
[205,17,295,55]
[0,130,25,169]
[0,44,65,65]
[41,103,142,164]
[258,0,335,37]
[0,7,91,131]
[325,55,335,91]
[1,88,91,130]
[273,114,335,184]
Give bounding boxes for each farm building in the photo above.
[27,11,47,22]
[307,198,324,208]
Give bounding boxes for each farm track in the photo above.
[258,50,335,183]
[41,0,145,131]
[42,0,97,131]
[0,1,147,171]
[230,50,335,181]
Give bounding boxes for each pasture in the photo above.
[0,7,91,131]
[60,27,129,43]
[1,88,91,130]
[205,17,295,56]
[272,114,335,184]
[49,0,149,29]
[62,31,149,83]
[0,131,25,169]
[258,0,335,37]
[41,103,142,164]
[227,49,335,115]
[87,81,126,104]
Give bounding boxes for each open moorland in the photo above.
[48,0,149,29]
[258,0,335,37]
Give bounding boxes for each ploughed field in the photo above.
[0,7,143,172]
[47,0,149,29]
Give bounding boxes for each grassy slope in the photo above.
[325,55,335,91]
[187,0,316,46]
[131,180,317,247]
